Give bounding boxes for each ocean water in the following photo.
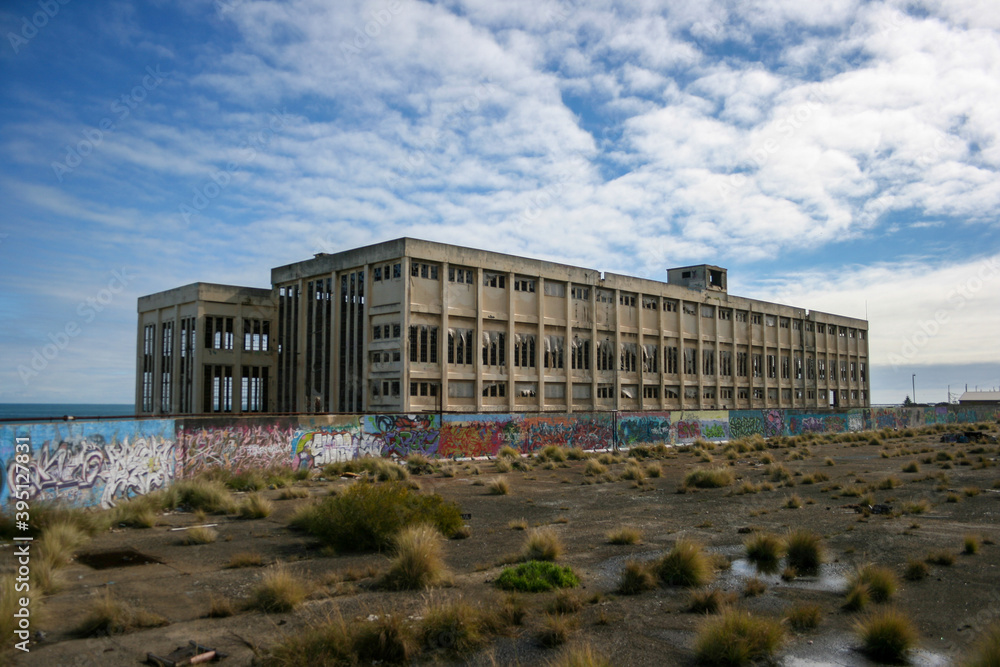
[0,404,135,421]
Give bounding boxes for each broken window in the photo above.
[642,296,658,310]
[204,364,233,412]
[682,303,697,315]
[544,335,565,370]
[751,314,762,325]
[142,324,155,412]
[544,282,566,297]
[860,362,866,383]
[703,348,715,375]
[514,278,536,292]
[664,299,678,312]
[448,381,475,398]
[683,347,697,375]
[720,387,733,400]
[449,267,474,284]
[701,305,714,318]
[703,387,716,400]
[597,385,613,399]
[483,272,506,289]
[393,263,401,278]
[374,267,382,281]
[241,366,268,412]
[597,338,615,371]
[447,328,474,366]
[794,355,803,379]
[767,354,776,379]
[779,318,789,329]
[205,316,234,350]
[664,386,679,399]
[735,310,748,322]
[666,346,678,374]
[408,325,438,364]
[544,383,566,399]
[570,337,590,370]
[818,359,826,380]
[765,315,776,327]
[515,382,537,397]
[684,386,698,399]
[736,351,748,377]
[482,382,506,397]
[752,353,762,378]
[571,285,590,300]
[482,330,506,367]
[850,362,857,381]
[718,309,732,321]
[781,355,789,379]
[641,344,658,373]
[514,334,537,368]
[719,350,732,376]
[596,290,613,304]
[620,342,637,372]
[643,385,659,399]
[619,294,636,307]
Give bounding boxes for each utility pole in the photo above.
[912,374,916,405]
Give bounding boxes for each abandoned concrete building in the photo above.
[136,238,870,416]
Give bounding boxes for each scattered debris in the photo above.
[147,641,225,666]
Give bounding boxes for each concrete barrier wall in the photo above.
[2,406,996,509]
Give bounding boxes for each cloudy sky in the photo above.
[1,0,998,407]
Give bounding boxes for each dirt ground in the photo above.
[5,427,1000,667]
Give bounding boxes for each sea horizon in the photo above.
[0,403,136,421]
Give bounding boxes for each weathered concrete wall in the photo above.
[2,405,996,508]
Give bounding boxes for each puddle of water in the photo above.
[721,557,848,593]
[784,631,951,667]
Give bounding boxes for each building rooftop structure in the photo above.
[958,390,1000,405]
[137,238,870,416]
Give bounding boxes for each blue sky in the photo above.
[1,0,998,406]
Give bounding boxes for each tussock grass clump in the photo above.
[496,561,580,592]
[405,452,433,474]
[539,613,577,648]
[855,608,918,663]
[323,456,409,482]
[904,499,931,514]
[693,609,784,666]
[876,476,902,490]
[767,464,792,483]
[246,566,307,613]
[784,494,803,509]
[74,590,168,636]
[227,551,265,568]
[495,457,513,473]
[645,463,663,478]
[547,643,611,667]
[584,459,607,476]
[964,623,1000,667]
[785,529,824,575]
[964,486,981,497]
[261,613,356,666]
[498,445,520,460]
[354,613,417,664]
[744,532,784,572]
[536,445,569,463]
[566,447,589,461]
[902,461,920,473]
[167,479,239,514]
[656,539,714,587]
[732,481,761,495]
[904,558,929,581]
[683,467,734,489]
[620,461,646,482]
[742,577,766,597]
[290,481,463,552]
[785,603,822,631]
[547,590,584,615]
[180,525,218,545]
[964,535,980,555]
[108,494,160,528]
[926,550,956,566]
[850,564,897,603]
[687,588,736,614]
[607,527,642,545]
[618,560,657,595]
[278,486,310,500]
[381,524,450,590]
[508,517,528,531]
[239,493,273,519]
[205,595,235,618]
[226,469,266,491]
[420,598,487,656]
[520,527,564,562]
[824,457,835,466]
[487,476,511,495]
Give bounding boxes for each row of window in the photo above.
[372,263,403,282]
[204,317,271,352]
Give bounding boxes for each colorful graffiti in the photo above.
[438,413,613,457]
[177,419,297,477]
[364,414,439,459]
[1,421,174,508]
[618,413,672,446]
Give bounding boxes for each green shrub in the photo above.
[855,608,918,663]
[656,539,714,587]
[496,561,580,592]
[683,467,734,489]
[290,481,463,552]
[785,529,824,575]
[381,524,450,590]
[693,609,784,666]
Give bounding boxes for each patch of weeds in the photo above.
[850,564,897,603]
[278,487,310,500]
[855,608,918,664]
[693,609,784,666]
[508,518,528,531]
[620,461,646,482]
[947,493,962,503]
[902,461,920,473]
[926,550,956,566]
[538,613,577,648]
[964,486,981,497]
[227,551,264,568]
[406,452,433,474]
[205,595,235,618]
[179,525,218,545]
[904,499,931,514]
[536,445,569,463]
[824,458,835,466]
[963,623,1000,667]
[843,582,871,612]
[785,495,803,509]
[547,590,584,615]
[547,644,611,667]
[226,469,266,492]
[963,535,980,555]
[420,598,487,656]
[645,463,663,478]
[745,532,784,573]
[495,458,513,473]
[166,479,239,514]
[584,459,607,476]
[239,493,273,519]
[496,561,580,593]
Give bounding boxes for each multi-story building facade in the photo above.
[136,283,277,415]
[137,238,869,416]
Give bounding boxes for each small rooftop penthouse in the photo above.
[137,238,869,416]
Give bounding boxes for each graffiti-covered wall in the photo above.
[0,420,174,509]
[1,405,996,509]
